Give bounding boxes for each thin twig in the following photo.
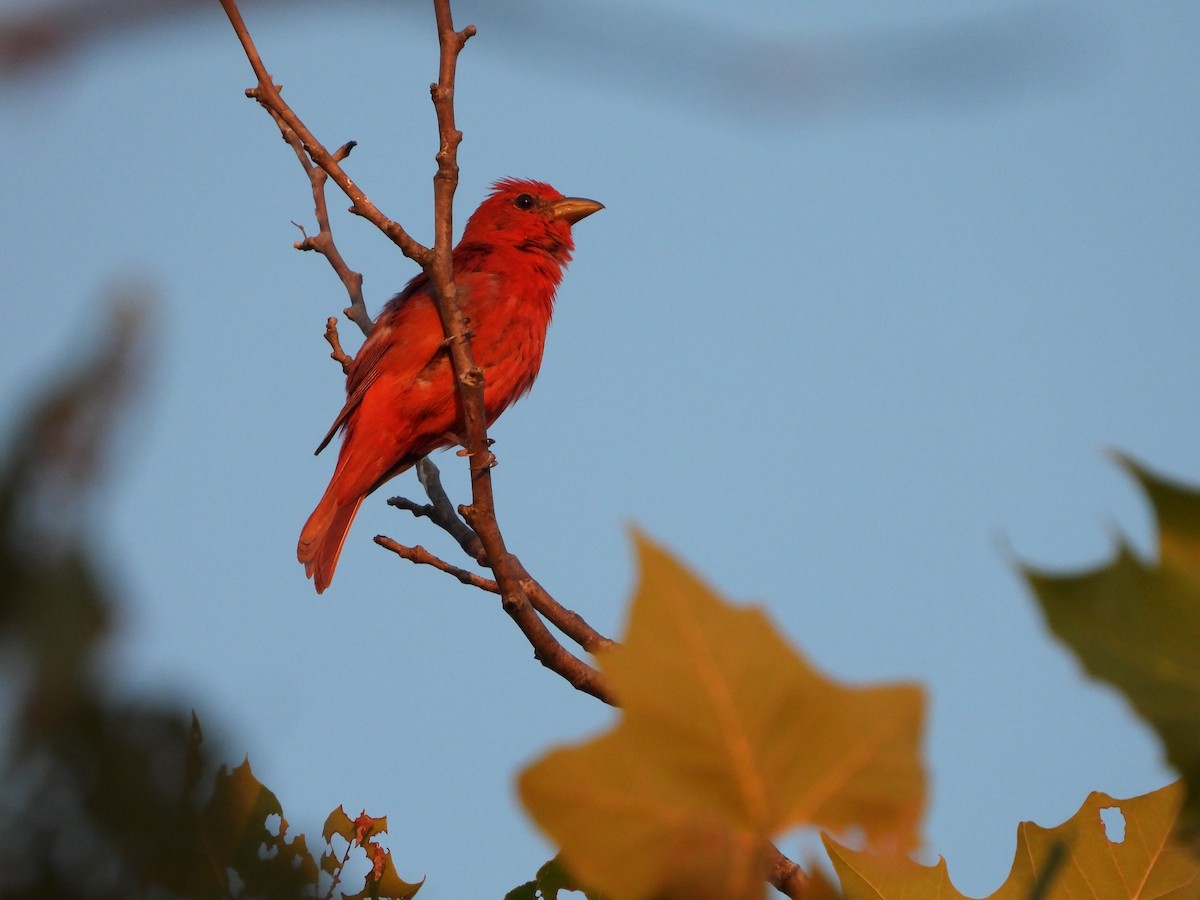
[219,0,431,270]
[374,536,498,592]
[519,574,617,654]
[323,317,353,374]
[229,17,372,336]
[412,456,486,561]
[396,459,617,653]
[291,140,372,336]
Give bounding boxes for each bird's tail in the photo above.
[297,486,365,594]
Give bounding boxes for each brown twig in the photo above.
[374,536,498,592]
[323,317,353,374]
[419,1,615,702]
[519,572,617,654]
[230,16,372,337]
[393,459,617,654]
[219,0,431,270]
[395,457,486,563]
[767,845,811,898]
[291,140,372,336]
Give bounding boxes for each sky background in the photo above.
[1,0,1198,896]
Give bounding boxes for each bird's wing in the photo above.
[314,281,427,456]
[313,271,500,456]
[314,329,390,455]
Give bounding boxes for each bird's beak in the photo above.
[547,196,604,225]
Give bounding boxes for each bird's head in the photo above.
[460,178,603,264]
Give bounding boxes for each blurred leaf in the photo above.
[0,298,204,898]
[0,0,1095,127]
[0,299,350,897]
[802,865,846,900]
[505,856,605,900]
[0,299,147,734]
[191,757,316,898]
[201,758,284,867]
[519,531,925,900]
[824,782,1200,898]
[1024,457,1200,836]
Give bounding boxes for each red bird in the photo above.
[298,178,603,593]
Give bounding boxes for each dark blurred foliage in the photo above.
[0,0,1099,123]
[0,298,316,898]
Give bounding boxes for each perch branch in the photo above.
[226,0,808,890]
[222,0,610,703]
[392,459,617,654]
[419,0,616,702]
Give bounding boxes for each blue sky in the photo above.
[2,1,1197,896]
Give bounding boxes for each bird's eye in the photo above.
[514,193,536,210]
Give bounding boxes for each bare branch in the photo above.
[219,0,432,269]
[374,536,498,592]
[323,317,353,374]
[409,456,486,562]
[416,1,616,701]
[391,459,617,654]
[518,572,617,654]
[291,140,372,336]
[221,3,372,335]
[767,845,810,898]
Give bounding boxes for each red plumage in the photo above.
[298,179,603,593]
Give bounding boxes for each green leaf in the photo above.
[198,757,317,897]
[503,883,539,900]
[1024,456,1200,835]
[505,856,607,900]
[200,758,285,872]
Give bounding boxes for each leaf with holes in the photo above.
[824,781,1199,899]
[194,758,316,898]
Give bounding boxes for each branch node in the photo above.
[323,317,352,374]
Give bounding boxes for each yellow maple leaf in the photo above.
[519,531,926,900]
[824,781,1200,899]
